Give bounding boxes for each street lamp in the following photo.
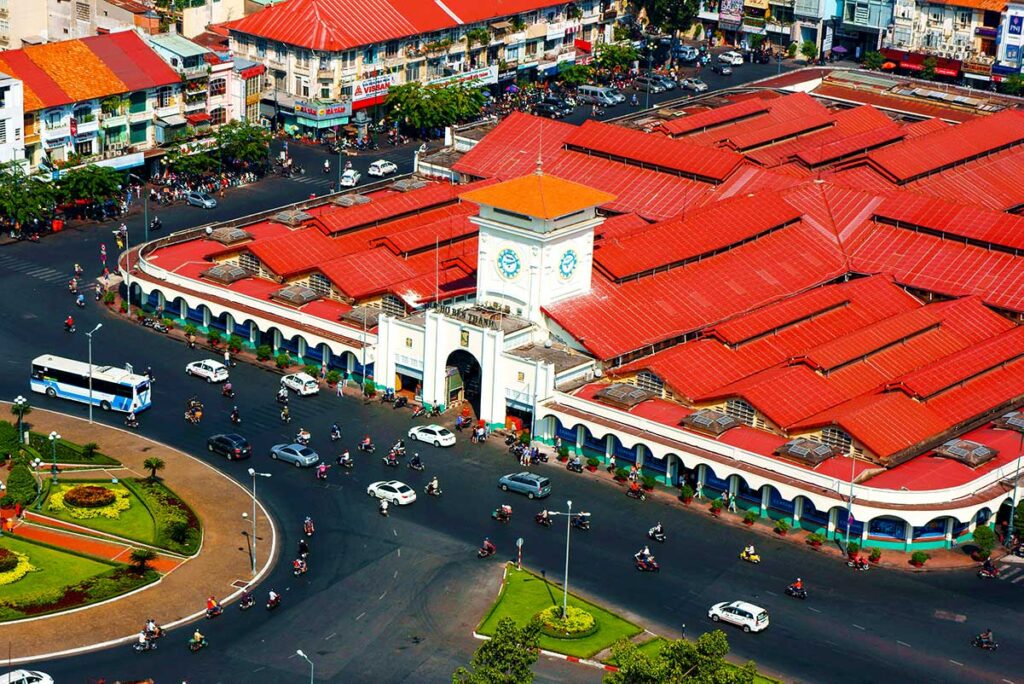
[843,455,856,553]
[246,467,272,575]
[1005,431,1024,548]
[31,458,43,510]
[85,324,102,424]
[48,431,60,483]
[13,396,27,444]
[645,42,654,110]
[549,500,589,619]
[296,649,314,683]
[127,173,150,243]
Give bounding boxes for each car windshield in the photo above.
[756,611,768,622]
[437,428,453,437]
[296,447,314,456]
[396,485,412,494]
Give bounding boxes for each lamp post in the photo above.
[549,500,589,619]
[127,172,149,243]
[645,42,654,111]
[31,458,43,510]
[296,649,314,684]
[844,455,856,553]
[13,396,27,444]
[246,467,272,575]
[85,324,102,424]
[48,431,60,483]
[1005,432,1024,548]
[0,481,5,536]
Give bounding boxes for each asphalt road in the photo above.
[5,64,1024,684]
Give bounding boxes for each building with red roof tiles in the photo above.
[225,0,624,135]
[0,31,181,171]
[126,83,1024,554]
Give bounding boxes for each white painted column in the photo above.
[575,425,584,455]
[793,497,804,527]
[272,329,281,352]
[202,307,211,328]
[605,435,614,464]
[944,517,954,547]
[297,337,307,359]
[375,315,398,393]
[479,327,506,425]
[827,508,838,536]
[696,464,707,499]
[635,443,646,470]
[760,486,770,518]
[225,313,234,335]
[248,323,258,347]
[903,521,913,552]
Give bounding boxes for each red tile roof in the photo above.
[226,0,567,51]
[873,193,1024,251]
[453,112,576,180]
[811,83,978,122]
[864,109,1024,183]
[680,94,833,150]
[594,191,801,280]
[564,120,745,182]
[319,248,420,299]
[657,99,771,137]
[903,145,1024,211]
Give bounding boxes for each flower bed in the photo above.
[0,550,36,586]
[0,548,20,572]
[48,484,131,520]
[536,605,598,639]
[64,485,116,508]
[124,478,202,555]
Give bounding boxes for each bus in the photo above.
[30,354,152,413]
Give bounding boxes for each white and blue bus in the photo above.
[31,354,152,413]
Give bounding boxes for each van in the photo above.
[578,85,618,106]
[674,45,699,61]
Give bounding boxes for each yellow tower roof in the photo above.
[460,172,615,220]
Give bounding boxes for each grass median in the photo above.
[478,564,641,659]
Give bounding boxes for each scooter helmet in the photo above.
[796,578,801,582]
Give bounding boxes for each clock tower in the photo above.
[461,170,615,323]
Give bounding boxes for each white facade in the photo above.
[997,1,1024,68]
[47,0,95,41]
[0,72,24,165]
[0,0,48,49]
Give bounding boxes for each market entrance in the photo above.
[445,349,481,417]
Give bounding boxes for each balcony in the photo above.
[44,123,70,139]
[184,99,206,112]
[129,107,152,123]
[75,117,99,135]
[102,113,128,128]
[155,104,180,119]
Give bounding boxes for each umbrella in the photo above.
[831,45,848,54]
[505,85,519,93]
[882,61,896,70]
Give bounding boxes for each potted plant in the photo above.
[710,499,724,517]
[136,311,148,323]
[304,364,319,378]
[183,323,198,337]
[971,525,996,561]
[640,475,657,491]
[679,484,694,505]
[846,541,860,559]
[326,370,341,387]
[910,551,930,567]
[102,291,116,306]
[228,335,244,353]
[806,532,824,548]
[613,467,629,482]
[585,457,600,472]
[275,352,292,369]
[774,520,790,536]
[207,329,222,346]
[256,344,273,362]
[556,446,570,462]
[868,547,882,564]
[743,510,758,526]
[119,301,128,313]
[162,318,175,331]
[363,380,376,397]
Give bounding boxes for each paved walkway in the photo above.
[0,404,276,661]
[11,520,184,574]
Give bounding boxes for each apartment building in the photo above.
[0,31,181,172]
[0,71,24,165]
[226,0,621,134]
[0,0,48,50]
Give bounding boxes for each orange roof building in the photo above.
[460,170,616,221]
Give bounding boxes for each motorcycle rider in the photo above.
[303,516,315,535]
[268,589,280,606]
[495,504,512,522]
[126,410,138,427]
[298,539,309,558]
[230,406,241,423]
[205,595,221,615]
[64,315,75,332]
[979,628,995,646]
[330,422,341,439]
[572,512,588,528]
[293,557,307,574]
[650,522,664,538]
[316,463,329,480]
[427,476,440,494]
[145,618,160,638]
[789,577,803,592]
[361,434,373,451]
[297,427,311,444]
[537,509,550,524]
[280,406,291,423]
[76,293,85,307]
[137,630,151,649]
[409,452,423,469]
[222,381,233,397]
[191,628,205,647]
[337,450,353,467]
[379,498,389,515]
[635,545,652,563]
[481,537,496,555]
[569,454,582,470]
[982,557,996,575]
[628,480,642,497]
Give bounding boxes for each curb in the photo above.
[0,405,279,665]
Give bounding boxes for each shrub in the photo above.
[614,467,629,481]
[710,499,724,511]
[363,380,376,397]
[775,519,791,534]
[518,432,531,446]
[787,42,799,58]
[129,548,157,574]
[0,549,18,573]
[326,369,341,385]
[806,533,824,546]
[228,335,244,352]
[183,323,198,336]
[0,420,19,456]
[102,290,116,305]
[911,551,930,566]
[119,301,128,313]
[679,484,694,501]
[868,547,882,562]
[162,318,175,330]
[49,484,130,520]
[744,510,758,525]
[166,519,190,545]
[586,457,600,468]
[206,329,222,345]
[536,605,597,638]
[0,464,38,506]
[274,353,292,369]
[0,550,35,586]
[972,525,996,558]
[640,475,657,490]
[64,485,116,508]
[80,442,99,461]
[846,541,860,557]
[557,445,570,460]
[304,363,319,377]
[256,344,273,361]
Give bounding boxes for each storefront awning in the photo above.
[185,112,211,125]
[490,21,512,30]
[574,39,592,52]
[156,114,187,127]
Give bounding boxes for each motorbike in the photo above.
[407,459,425,472]
[276,392,289,405]
[565,460,583,473]
[188,638,208,653]
[648,528,666,543]
[359,442,375,454]
[379,391,396,404]
[571,517,591,531]
[230,412,242,425]
[132,640,157,653]
[75,294,85,308]
[315,466,330,481]
[64,321,76,333]
[424,484,442,497]
[295,432,311,446]
[222,387,236,398]
[280,410,292,424]
[303,519,315,537]
[144,625,164,640]
[534,513,553,527]
[972,635,998,651]
[393,396,408,409]
[205,605,223,619]
[330,428,342,442]
[379,500,389,517]
[635,557,660,572]
[383,454,400,468]
[492,507,512,524]
[337,455,354,469]
[739,550,761,564]
[504,434,517,446]
[785,585,808,600]
[239,593,255,610]
[978,566,1000,579]
[478,544,496,558]
[411,406,426,418]
[626,488,647,502]
[293,562,308,577]
[267,595,282,610]
[125,416,140,430]
[846,559,869,572]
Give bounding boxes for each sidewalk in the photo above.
[0,404,277,661]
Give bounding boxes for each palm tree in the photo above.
[130,548,157,573]
[143,457,165,481]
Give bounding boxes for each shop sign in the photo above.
[546,19,581,41]
[426,65,499,87]
[43,137,69,150]
[1010,14,1023,35]
[822,23,834,54]
[69,117,78,137]
[719,0,744,27]
[934,66,960,77]
[294,100,352,119]
[352,72,397,103]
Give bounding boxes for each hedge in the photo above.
[122,478,202,555]
[26,432,118,466]
[0,464,37,507]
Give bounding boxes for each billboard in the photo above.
[719,0,744,28]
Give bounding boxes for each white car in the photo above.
[368,159,398,177]
[408,424,456,447]
[281,372,319,396]
[681,78,708,92]
[719,50,744,66]
[0,671,55,684]
[339,168,361,187]
[708,600,769,633]
[367,480,417,505]
[185,359,229,383]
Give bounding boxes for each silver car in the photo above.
[269,443,320,467]
[185,191,217,209]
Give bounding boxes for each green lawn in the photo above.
[41,482,156,544]
[603,636,781,683]
[0,536,111,604]
[478,565,642,659]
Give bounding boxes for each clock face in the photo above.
[496,248,521,280]
[559,249,578,280]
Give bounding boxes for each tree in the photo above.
[163,146,219,176]
[215,120,272,167]
[385,82,486,133]
[921,56,938,80]
[56,164,123,203]
[633,0,701,34]
[465,27,491,48]
[9,401,31,421]
[143,457,166,481]
[972,525,996,558]
[558,63,593,87]
[863,51,885,70]
[799,40,819,62]
[129,548,157,573]
[596,43,638,71]
[80,442,100,461]
[1001,73,1024,96]
[604,631,755,684]
[452,617,540,684]
[0,162,57,228]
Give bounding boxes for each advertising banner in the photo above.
[426,65,499,87]
[294,100,352,120]
[352,72,398,104]
[719,0,744,28]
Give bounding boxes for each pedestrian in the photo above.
[320,364,327,382]
[100,244,107,269]
[629,464,639,482]
[696,481,704,500]
[555,436,562,452]
[728,493,737,513]
[223,349,231,367]
[607,453,616,473]
[336,381,344,398]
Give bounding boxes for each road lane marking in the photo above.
[393,529,398,536]
[765,590,778,596]
[394,570,398,579]
[808,607,821,613]
[949,660,963,666]
[852,624,865,630]
[1000,567,1021,579]
[1002,679,1014,684]
[356,612,366,621]
[379,591,387,600]
[897,641,911,648]
[397,548,401,557]
[1013,576,1024,584]
[324,632,336,640]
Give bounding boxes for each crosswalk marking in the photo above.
[999,566,1021,580]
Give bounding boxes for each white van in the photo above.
[578,85,619,107]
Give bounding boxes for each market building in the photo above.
[224,0,624,135]
[0,30,181,172]
[125,76,1024,552]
